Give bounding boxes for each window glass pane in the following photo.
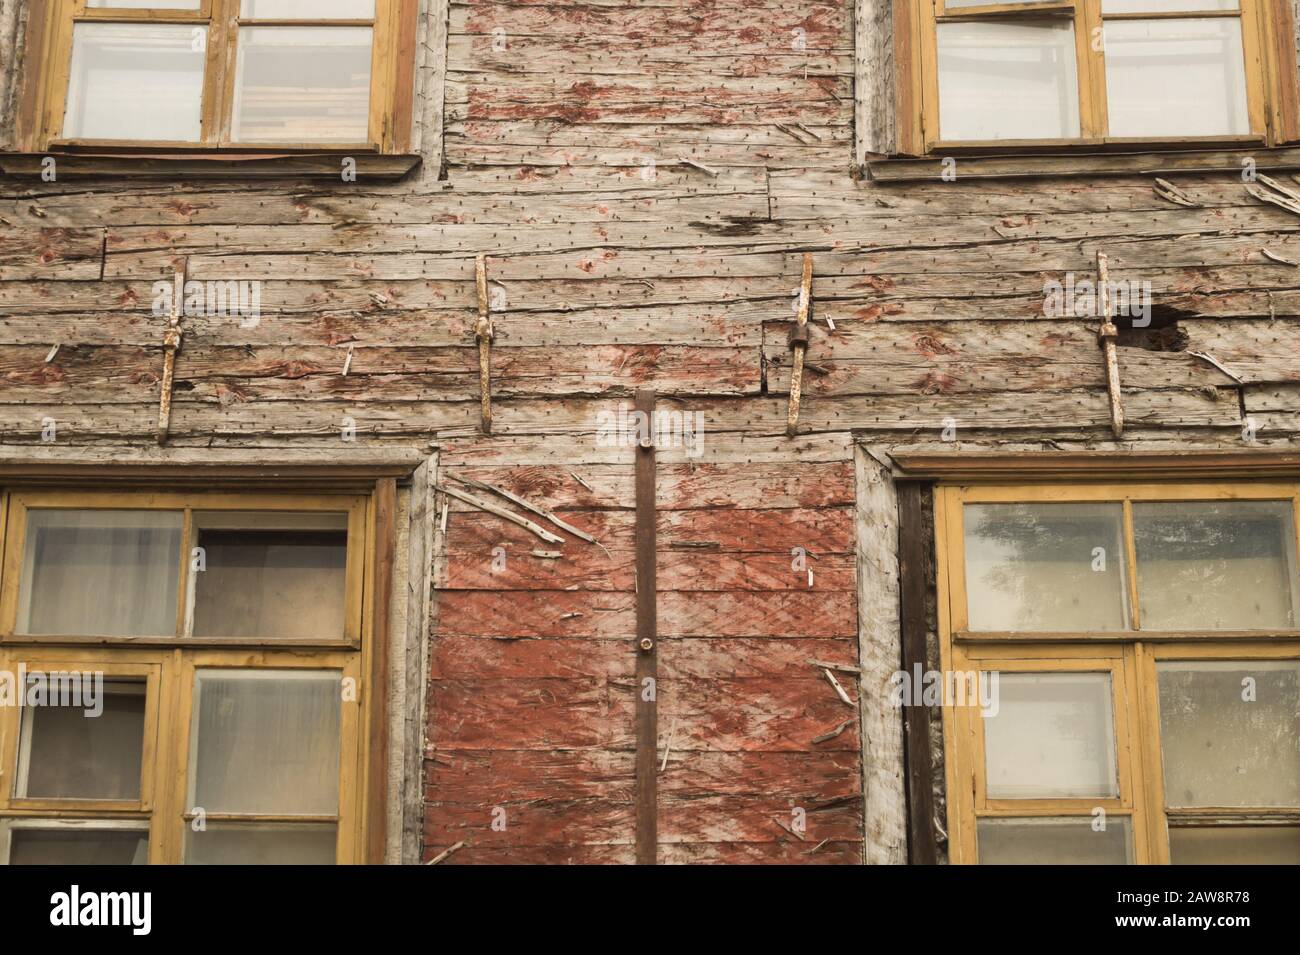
[1103,18,1249,138]
[1103,0,1237,11]
[242,0,375,15]
[63,23,205,141]
[984,672,1118,798]
[190,670,341,814]
[19,679,145,801]
[1133,501,1297,630]
[1157,661,1300,808]
[232,26,372,143]
[936,20,1080,140]
[1169,826,1300,864]
[8,826,149,865]
[189,512,348,639]
[19,510,182,637]
[87,0,201,8]
[946,0,1061,5]
[978,816,1132,864]
[964,503,1128,632]
[186,823,336,864]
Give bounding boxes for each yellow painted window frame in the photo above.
[936,482,1300,865]
[903,0,1300,153]
[0,486,391,865]
[19,0,418,154]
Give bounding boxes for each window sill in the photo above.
[0,149,422,181]
[865,144,1300,183]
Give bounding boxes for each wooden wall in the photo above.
[3,0,1300,864]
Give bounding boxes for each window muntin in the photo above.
[939,483,1300,865]
[922,0,1271,147]
[0,488,376,865]
[31,0,409,152]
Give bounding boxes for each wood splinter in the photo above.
[156,259,188,445]
[785,252,814,436]
[1095,251,1125,439]
[474,254,494,434]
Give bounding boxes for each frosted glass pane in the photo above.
[232,26,372,143]
[63,23,204,141]
[242,0,375,15]
[9,827,148,865]
[1134,501,1297,630]
[1157,661,1300,807]
[187,823,336,864]
[88,0,200,7]
[20,680,145,801]
[190,512,348,639]
[984,672,1118,798]
[19,510,182,637]
[936,21,1079,140]
[190,670,341,814]
[964,503,1128,632]
[1169,826,1300,864]
[1103,0,1237,11]
[978,816,1132,864]
[1104,19,1249,137]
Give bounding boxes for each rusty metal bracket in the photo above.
[475,253,494,434]
[156,258,187,445]
[785,253,814,436]
[634,388,658,865]
[1096,251,1125,439]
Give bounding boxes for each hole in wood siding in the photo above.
[1116,306,1190,352]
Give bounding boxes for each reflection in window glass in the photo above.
[1169,826,1300,864]
[189,512,348,639]
[19,510,182,637]
[231,26,372,143]
[19,680,146,801]
[1157,661,1300,808]
[936,20,1079,141]
[8,826,149,865]
[186,823,337,864]
[1102,0,1238,13]
[63,23,205,141]
[964,503,1128,631]
[978,816,1131,864]
[242,0,375,15]
[984,672,1118,798]
[1104,19,1249,138]
[88,0,199,7]
[190,670,341,815]
[1134,501,1298,630]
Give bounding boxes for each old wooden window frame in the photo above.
[935,481,1300,865]
[0,484,393,865]
[893,0,1300,155]
[15,0,420,156]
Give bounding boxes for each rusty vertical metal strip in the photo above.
[156,257,187,445]
[1096,251,1125,439]
[897,481,937,865]
[785,252,814,436]
[634,388,658,865]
